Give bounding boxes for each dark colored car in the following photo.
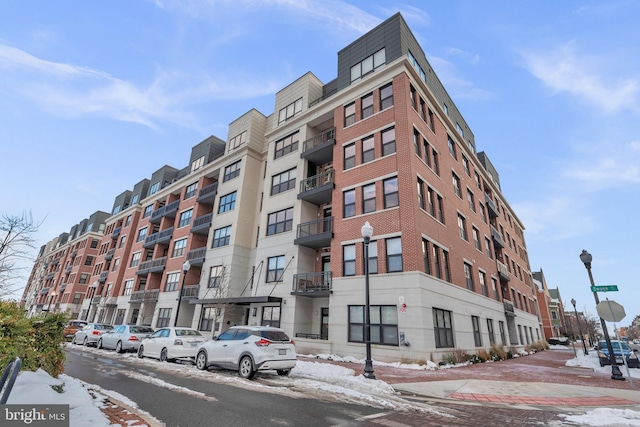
[596,340,639,368]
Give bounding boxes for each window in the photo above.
[433,308,454,348]
[366,240,378,274]
[448,135,457,159]
[218,192,237,214]
[380,83,393,110]
[262,306,281,328]
[456,122,465,138]
[165,272,180,291]
[271,168,296,195]
[266,255,285,282]
[386,237,402,272]
[344,102,356,127]
[475,171,481,189]
[485,237,493,259]
[343,244,356,276]
[499,321,506,344]
[208,265,224,288]
[479,271,488,296]
[343,189,356,218]
[410,85,417,110]
[191,156,205,172]
[84,255,94,266]
[143,205,153,218]
[130,252,141,268]
[149,182,160,195]
[472,316,482,347]
[487,319,495,345]
[428,108,435,132]
[123,279,134,296]
[178,209,193,228]
[413,128,421,157]
[185,182,198,199]
[383,177,398,208]
[458,214,468,241]
[199,307,216,332]
[479,202,487,223]
[350,48,385,82]
[79,273,89,284]
[381,127,396,156]
[361,93,373,119]
[137,227,148,242]
[417,179,425,210]
[361,135,374,163]
[224,160,241,182]
[344,143,356,170]
[111,258,120,272]
[278,98,302,124]
[267,207,293,235]
[473,227,481,250]
[119,235,126,248]
[156,309,172,328]
[348,305,398,345]
[363,183,376,214]
[212,226,231,247]
[467,189,475,212]
[73,292,82,304]
[462,155,470,176]
[444,103,449,115]
[172,238,187,258]
[452,172,461,197]
[464,262,474,291]
[491,277,499,301]
[274,131,299,159]
[229,131,247,150]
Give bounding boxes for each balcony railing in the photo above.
[91,296,101,305]
[485,194,499,218]
[298,169,334,205]
[144,227,174,248]
[191,213,213,235]
[197,182,219,205]
[490,225,505,249]
[112,226,122,240]
[136,257,167,275]
[129,289,160,303]
[301,128,335,165]
[105,248,115,261]
[186,247,207,266]
[180,285,200,299]
[292,272,332,295]
[150,200,180,224]
[496,260,510,282]
[294,217,333,249]
[98,271,109,283]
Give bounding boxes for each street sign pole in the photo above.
[606,299,633,388]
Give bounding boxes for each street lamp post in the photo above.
[173,260,191,327]
[579,250,624,381]
[570,298,588,356]
[361,221,376,380]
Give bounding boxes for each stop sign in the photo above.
[596,300,626,323]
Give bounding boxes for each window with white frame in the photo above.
[178,209,193,228]
[380,83,393,110]
[363,183,376,213]
[209,265,224,288]
[185,182,198,199]
[383,177,398,208]
[344,143,356,169]
[386,237,402,272]
[343,244,356,276]
[165,272,180,292]
[361,135,374,163]
[350,48,385,82]
[172,238,187,258]
[229,131,247,151]
[191,156,205,172]
[464,262,474,291]
[343,189,356,218]
[149,182,160,195]
[381,127,396,156]
[136,227,148,242]
[130,252,141,268]
[123,279,134,296]
[361,93,373,119]
[278,98,302,125]
[224,160,241,182]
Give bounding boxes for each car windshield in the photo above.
[600,341,630,351]
[260,330,291,342]
[94,324,112,330]
[176,329,203,337]
[131,326,154,333]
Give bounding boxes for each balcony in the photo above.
[503,300,515,317]
[128,289,160,303]
[65,266,72,274]
[294,217,333,249]
[143,227,174,248]
[485,194,499,218]
[91,296,101,305]
[490,225,505,249]
[150,200,181,224]
[496,259,510,282]
[51,258,60,266]
[71,251,77,259]
[180,285,200,300]
[298,169,334,205]
[104,297,117,306]
[105,248,115,261]
[112,226,121,240]
[191,213,213,235]
[136,257,167,276]
[46,272,55,280]
[98,271,109,283]
[186,247,207,267]
[40,287,50,295]
[291,272,332,297]
[301,127,335,166]
[197,182,218,205]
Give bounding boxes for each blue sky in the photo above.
[2,1,639,329]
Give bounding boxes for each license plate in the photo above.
[279,349,286,355]
[190,342,198,347]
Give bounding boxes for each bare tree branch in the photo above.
[0,212,42,298]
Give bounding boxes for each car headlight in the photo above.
[597,351,606,358]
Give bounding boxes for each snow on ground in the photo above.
[4,343,640,426]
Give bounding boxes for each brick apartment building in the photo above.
[21,13,542,363]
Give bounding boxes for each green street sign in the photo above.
[591,285,618,292]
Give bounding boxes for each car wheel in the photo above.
[160,348,169,362]
[599,360,605,367]
[276,369,290,376]
[83,337,88,346]
[137,346,144,359]
[238,356,255,379]
[115,341,123,353]
[196,351,208,370]
[97,339,103,349]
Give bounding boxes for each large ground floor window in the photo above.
[348,305,398,346]
[433,308,454,348]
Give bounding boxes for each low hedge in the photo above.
[0,300,68,377]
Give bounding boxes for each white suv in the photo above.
[195,326,296,379]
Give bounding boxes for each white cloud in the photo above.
[520,42,640,114]
[512,196,595,240]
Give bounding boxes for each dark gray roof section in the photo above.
[57,232,69,245]
[112,190,132,214]
[477,151,501,190]
[131,179,150,205]
[147,165,179,196]
[87,211,110,232]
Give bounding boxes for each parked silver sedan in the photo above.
[97,325,155,353]
[72,323,113,346]
[137,327,206,362]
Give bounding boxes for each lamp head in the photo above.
[579,249,592,267]
[571,298,576,307]
[361,221,373,242]
[183,260,191,273]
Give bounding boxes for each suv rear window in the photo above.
[260,330,290,342]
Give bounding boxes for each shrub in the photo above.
[477,349,491,361]
[467,354,485,364]
[0,301,68,377]
[490,343,507,361]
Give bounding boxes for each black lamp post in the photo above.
[173,260,191,327]
[579,250,624,380]
[570,298,588,356]
[361,221,375,380]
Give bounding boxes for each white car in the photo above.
[97,325,155,353]
[195,326,297,379]
[137,327,206,362]
[72,323,113,346]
